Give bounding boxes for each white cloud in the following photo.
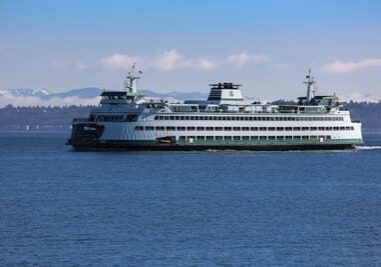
[96,50,269,72]
[154,50,216,71]
[154,50,183,71]
[99,53,140,70]
[226,52,269,66]
[76,62,88,71]
[190,58,216,70]
[322,58,381,73]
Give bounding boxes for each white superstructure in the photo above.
[68,66,363,150]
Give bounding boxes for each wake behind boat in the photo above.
[67,65,363,151]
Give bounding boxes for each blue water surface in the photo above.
[0,132,380,266]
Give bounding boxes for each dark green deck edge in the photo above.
[67,138,362,151]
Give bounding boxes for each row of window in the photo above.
[178,135,332,141]
[154,115,344,121]
[135,126,355,131]
[89,114,138,122]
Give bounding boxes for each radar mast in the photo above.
[124,63,143,102]
[303,68,316,102]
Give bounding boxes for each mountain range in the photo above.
[0,87,380,107]
[0,87,208,102]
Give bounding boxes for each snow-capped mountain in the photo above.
[0,87,209,107]
[0,88,51,97]
[0,87,208,100]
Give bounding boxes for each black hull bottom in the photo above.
[67,141,355,151]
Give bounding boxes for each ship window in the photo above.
[154,116,159,120]
[326,135,331,139]
[259,136,267,140]
[206,127,214,131]
[251,127,258,131]
[156,126,165,131]
[253,117,258,121]
[285,136,292,140]
[293,127,301,131]
[190,116,195,120]
[285,127,292,131]
[145,126,154,130]
[197,127,205,131]
[242,127,250,131]
[166,126,176,131]
[310,127,317,131]
[310,136,318,140]
[207,136,214,140]
[226,117,231,121]
[340,126,345,130]
[126,114,138,122]
[215,127,223,131]
[177,126,186,131]
[242,136,250,140]
[233,127,240,131]
[326,127,332,131]
[276,136,284,140]
[251,136,258,140]
[187,127,195,131]
[224,127,232,131]
[268,136,276,140]
[318,127,325,131]
[302,136,309,140]
[179,136,186,140]
[215,136,222,140]
[333,127,339,130]
[233,136,241,140]
[268,127,275,131]
[88,114,96,121]
[135,126,144,131]
[302,127,309,131]
[294,136,301,140]
[259,127,267,131]
[224,136,232,140]
[197,136,205,140]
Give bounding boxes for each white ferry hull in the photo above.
[67,68,363,151]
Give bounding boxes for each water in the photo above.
[1,132,381,266]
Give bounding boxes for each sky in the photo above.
[1,0,381,101]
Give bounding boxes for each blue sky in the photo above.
[1,0,381,100]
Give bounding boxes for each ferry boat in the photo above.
[67,65,363,150]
